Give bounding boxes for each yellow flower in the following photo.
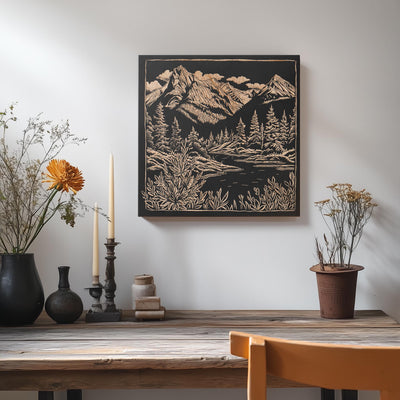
[314,199,330,206]
[43,159,84,194]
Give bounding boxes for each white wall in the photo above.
[1,0,399,399]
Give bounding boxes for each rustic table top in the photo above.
[0,310,398,391]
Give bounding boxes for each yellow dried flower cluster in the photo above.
[324,209,341,217]
[314,199,330,206]
[330,183,377,207]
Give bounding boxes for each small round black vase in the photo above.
[45,266,83,324]
[0,253,44,325]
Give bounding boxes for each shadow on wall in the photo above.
[364,204,400,322]
[134,220,194,309]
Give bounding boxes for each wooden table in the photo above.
[0,310,399,399]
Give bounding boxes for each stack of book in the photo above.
[134,296,165,320]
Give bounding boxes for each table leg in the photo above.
[38,392,54,400]
[342,390,358,400]
[321,388,335,400]
[67,389,83,400]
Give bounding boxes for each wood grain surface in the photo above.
[0,310,398,391]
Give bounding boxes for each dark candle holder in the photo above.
[85,283,103,315]
[85,238,121,322]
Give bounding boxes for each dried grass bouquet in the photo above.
[0,104,86,254]
[315,183,377,270]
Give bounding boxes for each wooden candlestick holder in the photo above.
[85,238,121,322]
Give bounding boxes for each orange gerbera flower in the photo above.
[43,159,84,194]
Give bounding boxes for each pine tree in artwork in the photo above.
[217,130,224,145]
[279,110,290,146]
[145,110,155,149]
[264,105,280,150]
[223,127,230,143]
[153,103,170,152]
[289,110,296,145]
[207,131,215,148]
[260,123,265,150]
[188,126,200,148]
[170,117,183,152]
[248,110,261,146]
[236,118,246,146]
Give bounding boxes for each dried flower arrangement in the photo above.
[0,104,86,254]
[314,183,377,270]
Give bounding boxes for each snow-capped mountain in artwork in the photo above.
[257,74,296,102]
[145,65,295,126]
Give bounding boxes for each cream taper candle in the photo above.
[108,154,115,239]
[92,202,99,284]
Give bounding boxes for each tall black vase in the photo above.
[45,266,83,324]
[0,253,44,325]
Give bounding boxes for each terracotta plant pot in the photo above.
[310,264,364,319]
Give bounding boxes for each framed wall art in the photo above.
[139,55,300,217]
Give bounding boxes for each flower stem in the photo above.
[20,188,59,253]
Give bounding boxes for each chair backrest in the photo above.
[230,331,400,400]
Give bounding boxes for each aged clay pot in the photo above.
[310,264,364,319]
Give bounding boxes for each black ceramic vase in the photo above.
[45,266,83,324]
[0,253,44,325]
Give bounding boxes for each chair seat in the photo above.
[230,331,400,400]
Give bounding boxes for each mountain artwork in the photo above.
[139,56,300,216]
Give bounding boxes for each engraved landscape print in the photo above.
[139,56,300,216]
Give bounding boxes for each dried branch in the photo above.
[0,104,87,254]
[314,183,377,268]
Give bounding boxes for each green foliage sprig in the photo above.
[0,104,87,254]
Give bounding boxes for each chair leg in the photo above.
[342,390,357,400]
[67,389,83,400]
[321,388,335,400]
[38,392,54,400]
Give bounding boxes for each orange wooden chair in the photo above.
[230,331,400,400]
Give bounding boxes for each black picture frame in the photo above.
[139,55,300,217]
